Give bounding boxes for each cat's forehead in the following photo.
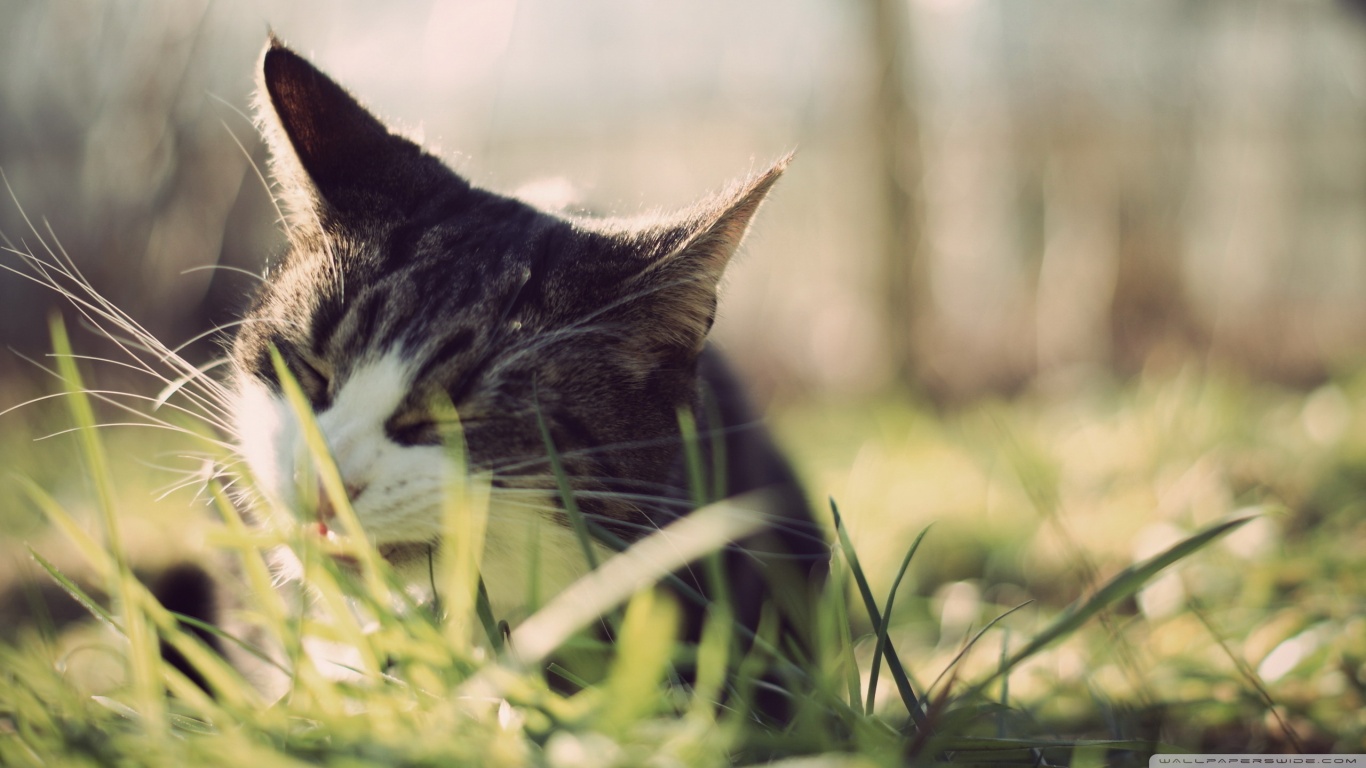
[239,203,574,364]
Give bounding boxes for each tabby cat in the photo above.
[164,37,827,712]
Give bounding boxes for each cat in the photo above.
[159,36,828,716]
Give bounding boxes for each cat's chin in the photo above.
[329,542,434,574]
[309,525,435,574]
[376,541,436,569]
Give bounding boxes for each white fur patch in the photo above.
[233,350,611,624]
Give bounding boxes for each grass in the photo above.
[1,326,1362,764]
[775,369,1366,753]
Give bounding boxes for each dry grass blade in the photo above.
[464,492,770,692]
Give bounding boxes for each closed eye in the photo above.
[277,346,332,407]
[388,418,438,446]
[386,407,462,447]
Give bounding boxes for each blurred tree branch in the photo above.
[866,0,928,394]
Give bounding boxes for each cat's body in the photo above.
[165,38,826,712]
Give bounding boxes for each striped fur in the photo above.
[220,38,826,703]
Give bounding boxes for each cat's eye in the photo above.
[387,405,461,447]
[387,412,440,446]
[297,357,331,387]
[276,346,332,406]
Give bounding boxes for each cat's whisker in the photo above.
[145,456,230,496]
[489,475,830,553]
[181,263,267,283]
[493,472,686,500]
[154,357,233,412]
[483,419,769,476]
[24,380,236,451]
[0,172,68,270]
[210,105,294,243]
[43,218,104,303]
[491,323,624,371]
[37,351,235,426]
[11,345,208,425]
[0,391,77,420]
[155,471,224,502]
[10,220,239,402]
[165,319,254,357]
[35,421,221,444]
[518,267,713,350]
[479,494,823,567]
[2,252,238,417]
[489,467,826,540]
[23,346,234,431]
[0,385,233,436]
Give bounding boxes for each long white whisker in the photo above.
[32,336,232,420]
[483,419,767,476]
[489,476,828,552]
[35,421,228,446]
[1,216,238,408]
[180,263,265,283]
[166,318,252,357]
[1,386,232,435]
[154,357,232,411]
[0,253,236,415]
[209,105,292,242]
[11,349,237,447]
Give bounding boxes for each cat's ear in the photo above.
[256,37,458,237]
[629,154,790,354]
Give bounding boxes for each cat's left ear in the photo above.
[630,154,790,354]
[256,37,461,238]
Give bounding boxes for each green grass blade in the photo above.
[206,480,291,631]
[1188,601,1306,753]
[998,627,1010,738]
[16,474,114,581]
[534,398,599,572]
[701,391,728,509]
[48,317,120,560]
[27,547,118,631]
[599,588,679,730]
[970,514,1254,697]
[688,604,734,719]
[865,524,929,714]
[269,346,387,593]
[830,499,923,725]
[166,611,288,676]
[677,407,709,507]
[475,579,505,652]
[44,317,164,734]
[927,600,1033,700]
[926,736,1178,753]
[825,551,863,709]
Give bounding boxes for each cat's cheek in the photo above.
[232,377,299,516]
[350,446,453,544]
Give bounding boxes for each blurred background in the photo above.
[3,0,1366,750]
[2,0,1364,405]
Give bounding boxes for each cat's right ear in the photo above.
[256,37,459,238]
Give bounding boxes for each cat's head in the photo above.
[229,39,786,579]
